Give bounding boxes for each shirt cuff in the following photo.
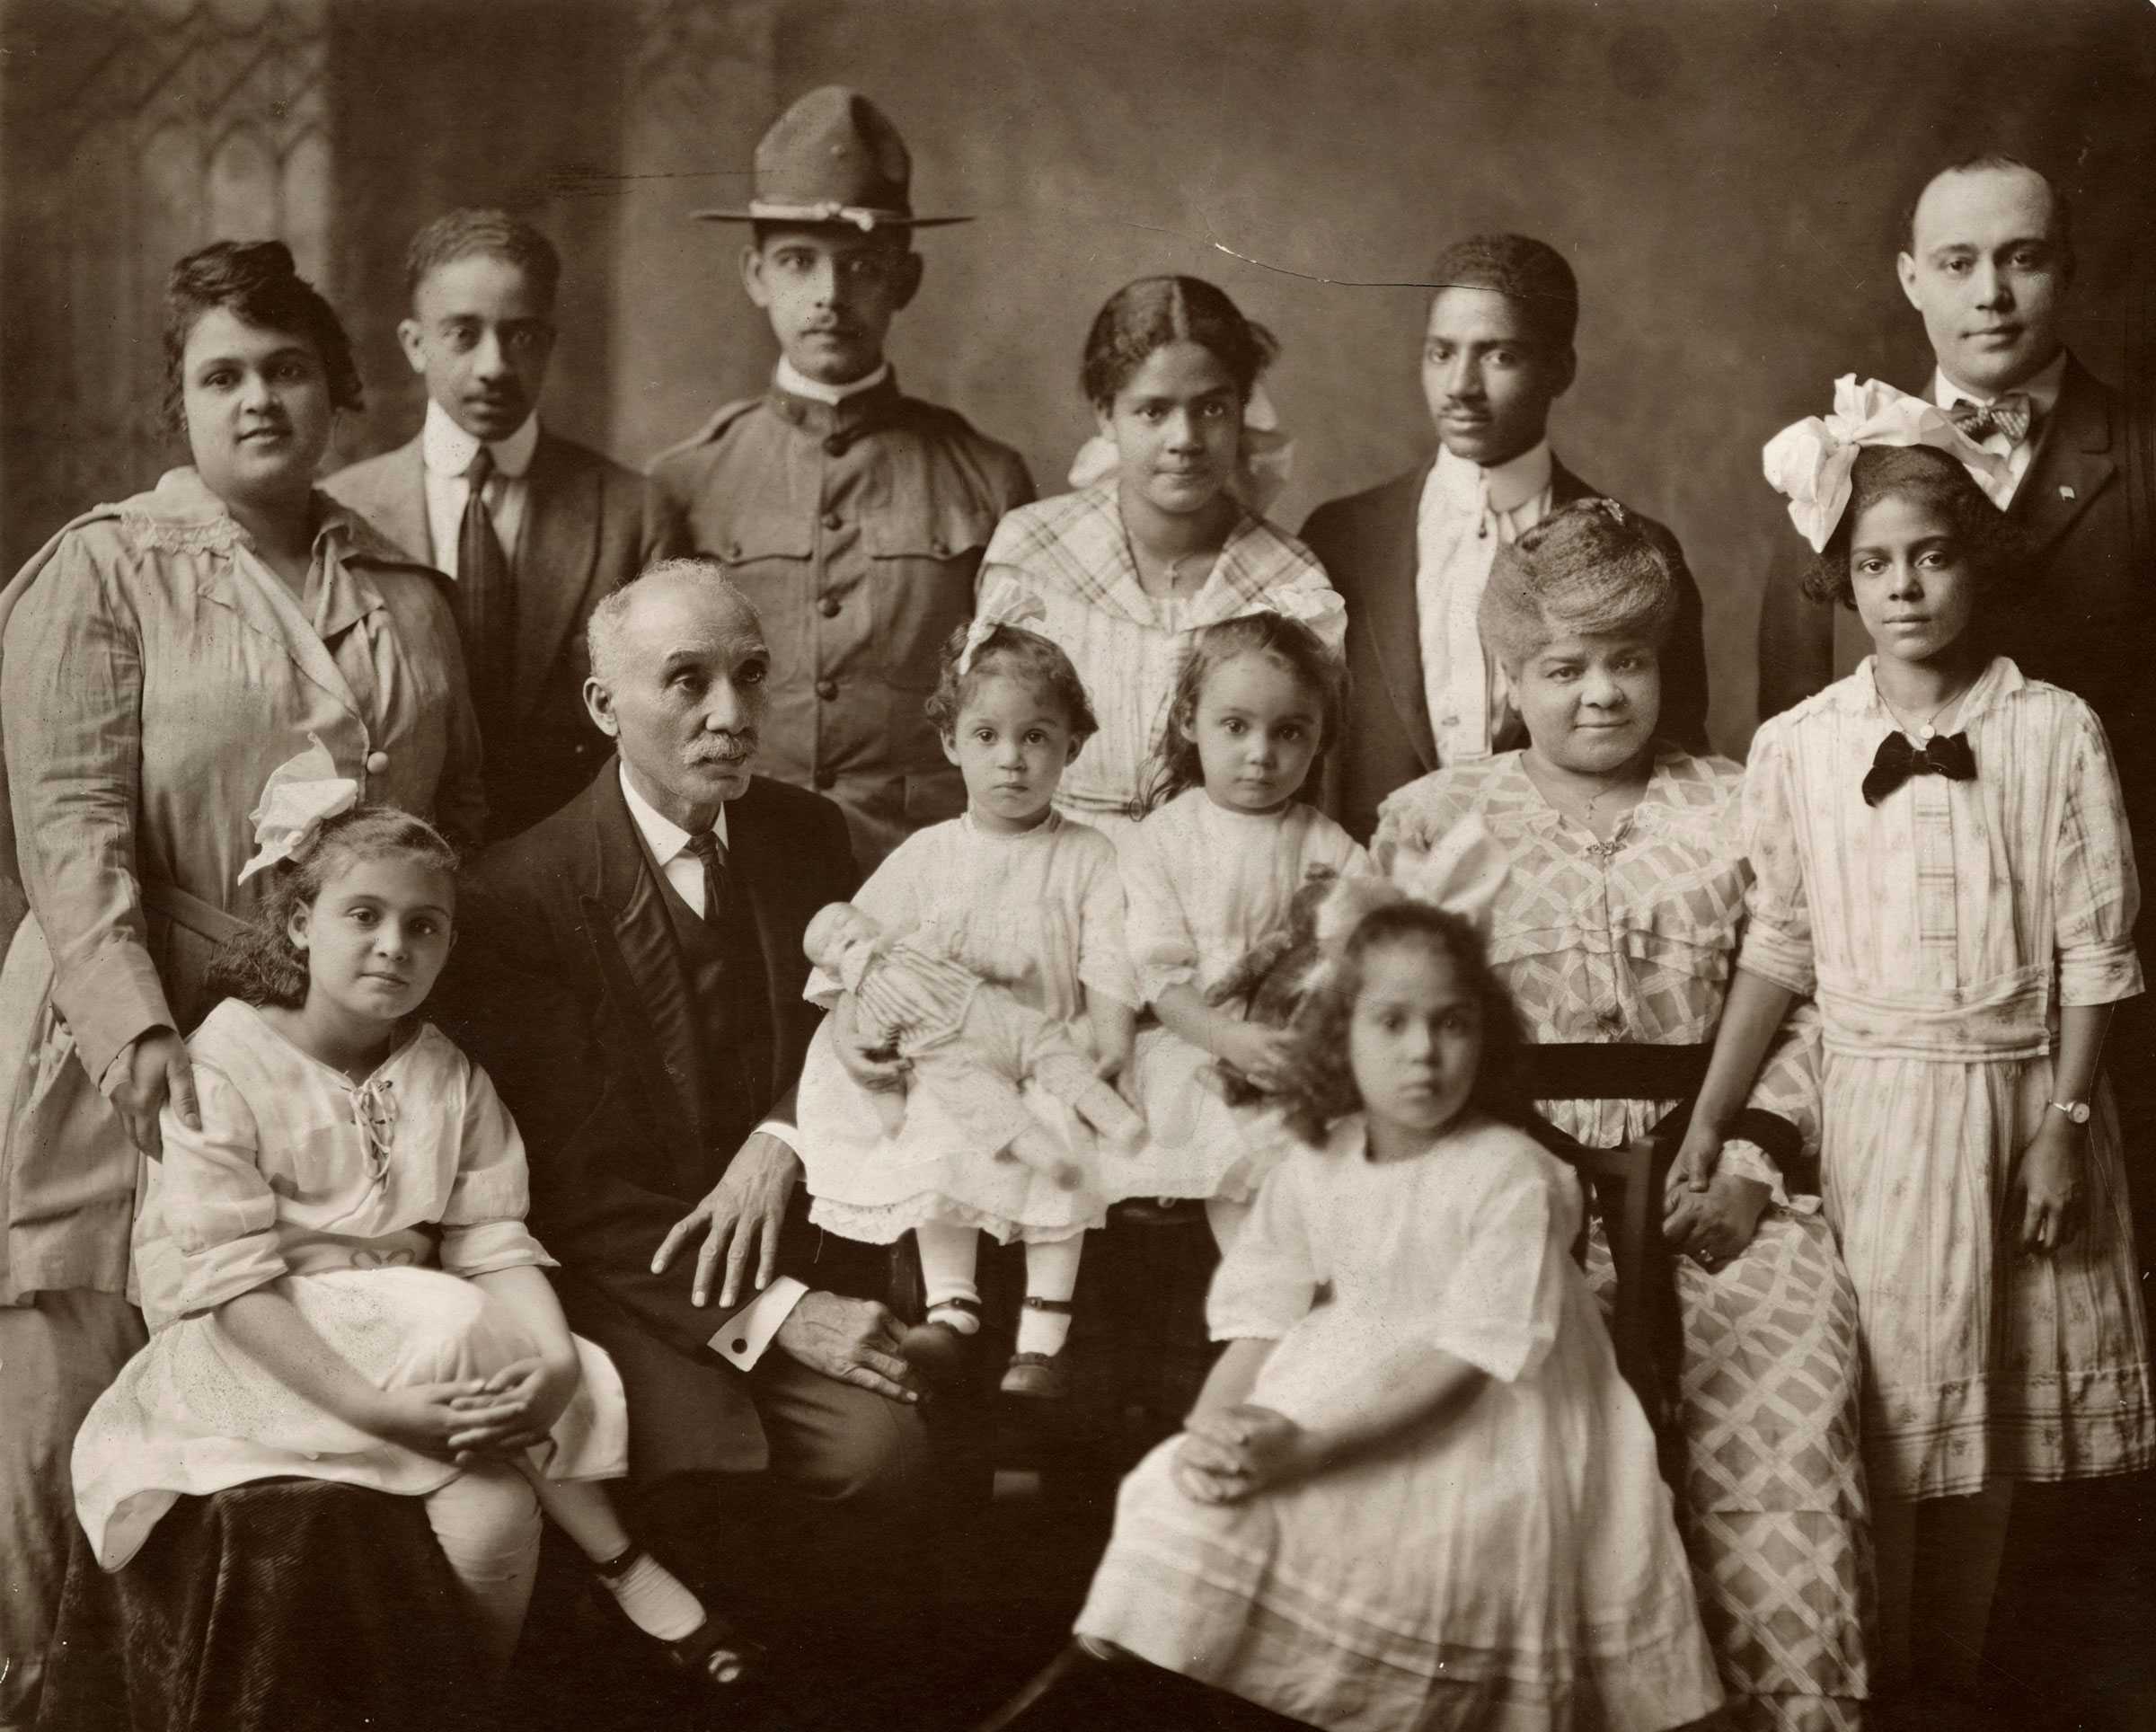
[708,1275,808,1370]
[751,1118,800,1157]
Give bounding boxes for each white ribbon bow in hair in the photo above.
[236,735,359,885]
[1307,816,1507,984]
[959,580,1050,676]
[1066,383,1297,517]
[1762,376,2009,552]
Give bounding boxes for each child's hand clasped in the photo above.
[1172,1404,1315,1504]
[444,1356,579,1460]
[1212,1021,1295,1093]
[368,1379,496,1460]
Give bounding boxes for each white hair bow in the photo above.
[1066,383,1296,517]
[236,735,358,886]
[1762,376,2009,552]
[1308,816,1507,976]
[958,580,1049,675]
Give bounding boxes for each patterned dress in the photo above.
[1740,658,2151,1500]
[976,482,1342,833]
[1078,1116,1725,1732]
[1377,748,1869,1732]
[1117,790,1370,1202]
[797,809,1135,1242]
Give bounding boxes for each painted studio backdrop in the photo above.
[2,0,2152,756]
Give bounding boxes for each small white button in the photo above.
[365,751,390,774]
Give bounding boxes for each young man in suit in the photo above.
[1301,234,1710,842]
[327,208,669,839]
[445,558,933,1720]
[649,86,1032,872]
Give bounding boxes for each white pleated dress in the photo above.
[797,809,1136,1243]
[72,1001,625,1571]
[1114,790,1369,1202]
[1078,1115,1725,1731]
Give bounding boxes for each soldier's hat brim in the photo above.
[691,200,970,229]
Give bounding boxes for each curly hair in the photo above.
[1138,611,1348,816]
[1802,444,2022,609]
[1479,499,1680,675]
[1080,275,1279,411]
[205,806,460,1011]
[1274,902,1525,1147]
[405,207,561,310]
[162,240,363,439]
[923,617,1098,746]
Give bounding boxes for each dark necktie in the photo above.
[684,828,730,923]
[455,446,514,727]
[1947,393,2036,446]
[1862,730,1976,807]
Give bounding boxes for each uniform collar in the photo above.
[1930,347,2068,418]
[1426,439,1553,518]
[774,358,891,406]
[617,760,729,864]
[420,398,540,481]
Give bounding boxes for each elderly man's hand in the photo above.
[773,1292,923,1404]
[652,1130,800,1309]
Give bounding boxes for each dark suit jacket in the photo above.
[1302,455,1711,843]
[442,761,863,1476]
[325,429,671,839]
[1754,354,2152,844]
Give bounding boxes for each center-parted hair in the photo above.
[162,240,363,437]
[1080,276,1279,410]
[1139,611,1348,817]
[1480,498,1680,674]
[1803,445,2021,609]
[923,619,1099,746]
[404,208,562,311]
[1428,234,1579,351]
[206,806,461,1011]
[1274,901,1524,1146]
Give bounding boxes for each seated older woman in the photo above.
[1374,499,1870,1732]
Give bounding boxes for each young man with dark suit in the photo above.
[1301,234,1710,843]
[327,209,670,839]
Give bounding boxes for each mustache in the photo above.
[686,732,757,764]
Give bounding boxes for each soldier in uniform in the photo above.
[649,86,1034,870]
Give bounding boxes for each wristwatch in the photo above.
[2047,1098,2092,1126]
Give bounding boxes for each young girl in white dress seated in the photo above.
[1686,384,2152,1710]
[1116,609,1369,1247]
[71,776,755,1695]
[796,602,1137,1399]
[984,883,1723,1732]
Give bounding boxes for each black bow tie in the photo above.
[1862,730,1976,807]
[1946,393,2037,446]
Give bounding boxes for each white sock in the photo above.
[596,1547,706,1644]
[915,1222,983,1332]
[1206,1195,1252,1253]
[1017,1235,1083,1357]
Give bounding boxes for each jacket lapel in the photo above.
[2010,355,2116,564]
[718,786,791,1104]
[1361,461,1439,772]
[514,433,601,720]
[1550,456,1594,508]
[579,764,703,1171]
[366,438,435,564]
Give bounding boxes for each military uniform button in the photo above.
[814,768,836,791]
[816,679,838,701]
[821,511,843,532]
[727,541,743,561]
[817,596,841,617]
[365,751,390,774]
[931,538,949,557]
[823,434,847,457]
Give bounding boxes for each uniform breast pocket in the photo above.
[863,501,997,691]
[713,513,816,637]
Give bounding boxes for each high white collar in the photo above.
[1429,438,1553,517]
[420,398,540,480]
[618,761,729,861]
[774,358,890,407]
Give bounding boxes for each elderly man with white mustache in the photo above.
[444,554,935,1721]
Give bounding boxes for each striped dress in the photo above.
[1740,656,2152,1500]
